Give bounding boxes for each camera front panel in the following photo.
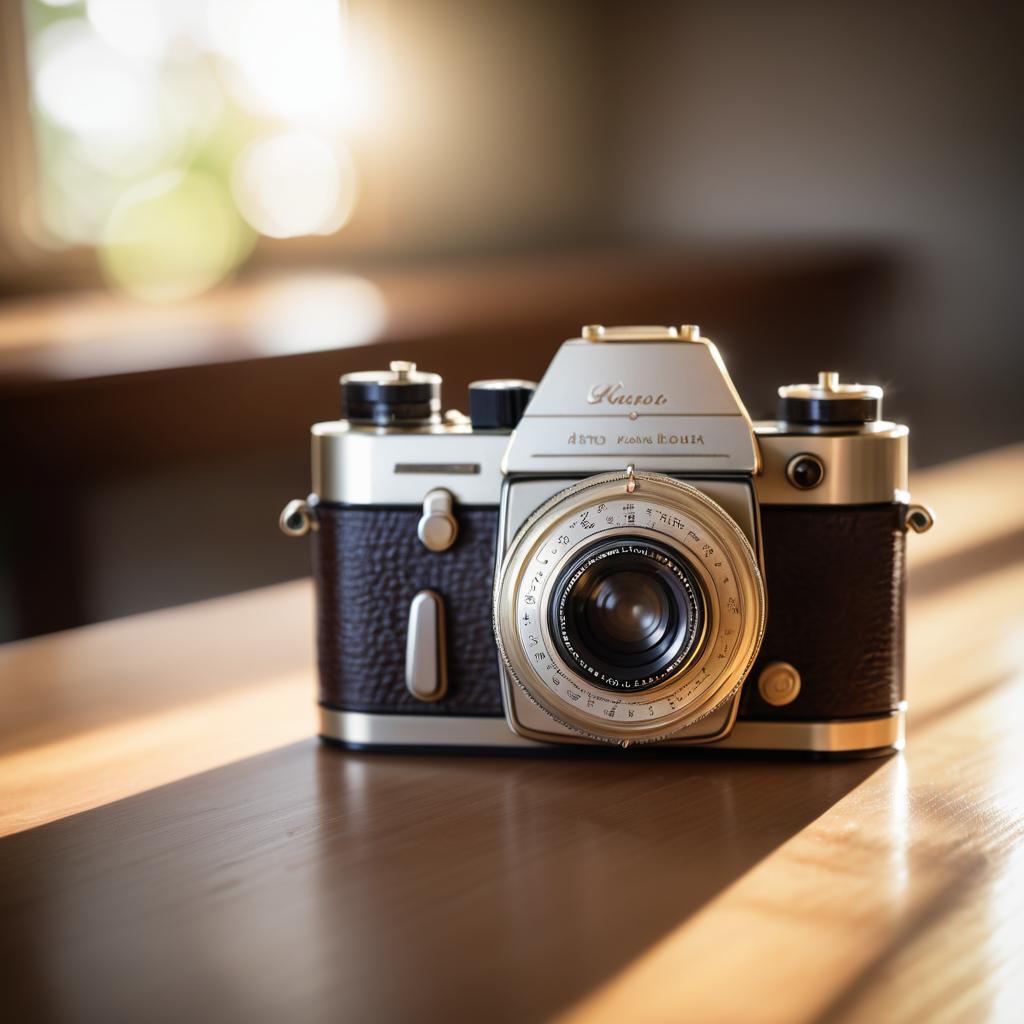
[494,472,766,746]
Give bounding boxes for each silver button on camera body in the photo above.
[418,488,458,552]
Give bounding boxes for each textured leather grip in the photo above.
[314,501,906,725]
[740,503,906,722]
[313,503,505,716]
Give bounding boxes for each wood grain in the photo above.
[0,443,1022,1023]
[561,563,1024,1024]
[0,584,315,838]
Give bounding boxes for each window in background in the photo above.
[18,0,385,300]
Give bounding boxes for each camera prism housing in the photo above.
[282,326,933,755]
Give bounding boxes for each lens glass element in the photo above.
[549,538,705,692]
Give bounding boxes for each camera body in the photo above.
[283,325,932,755]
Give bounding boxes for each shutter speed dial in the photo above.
[341,361,442,426]
[778,371,883,426]
[339,366,534,431]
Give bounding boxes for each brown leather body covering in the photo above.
[313,501,905,723]
[314,505,505,716]
[742,503,905,721]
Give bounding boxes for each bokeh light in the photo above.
[205,0,348,122]
[23,0,364,300]
[86,0,173,61]
[33,18,160,141]
[99,170,253,302]
[232,132,357,239]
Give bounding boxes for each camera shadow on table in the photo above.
[313,745,884,1021]
[0,740,882,1024]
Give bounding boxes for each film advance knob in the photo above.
[777,371,883,426]
[468,379,537,430]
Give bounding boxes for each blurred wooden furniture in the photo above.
[2,445,1021,1024]
[0,247,891,640]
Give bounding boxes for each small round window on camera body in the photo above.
[786,453,826,490]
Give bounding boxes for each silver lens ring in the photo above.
[493,471,766,745]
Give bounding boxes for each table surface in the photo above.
[2,444,1023,1024]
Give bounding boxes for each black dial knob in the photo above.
[778,371,882,426]
[468,379,536,430]
[341,361,441,426]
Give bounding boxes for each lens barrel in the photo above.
[548,537,705,692]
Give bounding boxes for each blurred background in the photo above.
[0,0,1020,642]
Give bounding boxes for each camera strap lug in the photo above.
[904,503,935,534]
[279,496,319,537]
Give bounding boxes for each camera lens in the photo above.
[549,538,706,692]
[588,572,667,647]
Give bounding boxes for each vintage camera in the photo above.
[281,325,933,755]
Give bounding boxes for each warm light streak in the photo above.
[0,673,313,839]
[245,274,386,353]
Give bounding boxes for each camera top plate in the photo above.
[501,326,760,476]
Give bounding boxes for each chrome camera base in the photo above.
[320,706,906,756]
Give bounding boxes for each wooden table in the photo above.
[2,445,1022,1023]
